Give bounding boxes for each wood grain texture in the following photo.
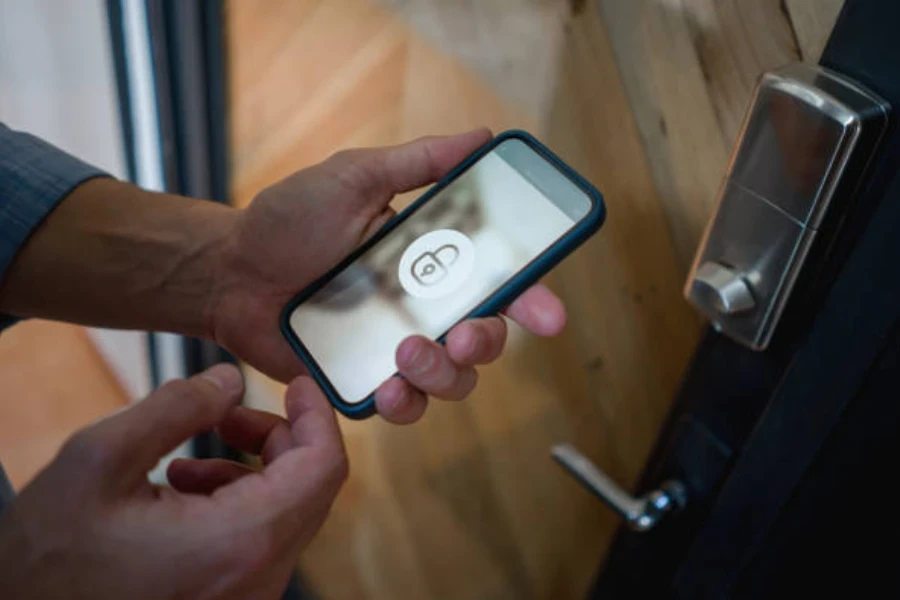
[227,0,837,597]
[597,0,801,270]
[784,0,845,61]
[0,321,128,489]
[376,0,572,119]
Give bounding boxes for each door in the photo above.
[571,1,900,596]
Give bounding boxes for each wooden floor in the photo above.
[227,1,842,598]
[0,320,128,489]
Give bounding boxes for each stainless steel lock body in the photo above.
[685,63,889,350]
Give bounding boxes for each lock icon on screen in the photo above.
[399,230,474,299]
[411,244,460,286]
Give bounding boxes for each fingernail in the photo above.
[201,364,244,394]
[399,341,434,376]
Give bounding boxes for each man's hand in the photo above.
[0,364,346,599]
[0,128,567,424]
[210,129,566,423]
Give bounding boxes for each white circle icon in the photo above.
[398,229,475,299]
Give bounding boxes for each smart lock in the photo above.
[685,63,890,350]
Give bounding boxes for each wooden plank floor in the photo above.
[227,1,843,598]
[0,320,129,489]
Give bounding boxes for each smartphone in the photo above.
[280,130,605,418]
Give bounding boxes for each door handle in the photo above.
[551,443,687,532]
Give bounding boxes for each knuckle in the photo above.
[331,451,350,486]
[159,378,218,417]
[448,370,477,401]
[60,429,114,472]
[157,378,194,400]
[490,320,508,354]
[220,527,281,577]
[327,149,381,194]
[316,446,350,491]
[432,363,459,393]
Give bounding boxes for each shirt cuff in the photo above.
[0,123,110,329]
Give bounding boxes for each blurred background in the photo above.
[0,0,842,598]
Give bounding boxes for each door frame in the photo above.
[105,0,237,461]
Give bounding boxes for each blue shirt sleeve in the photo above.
[0,122,110,329]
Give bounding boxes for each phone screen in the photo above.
[287,137,594,404]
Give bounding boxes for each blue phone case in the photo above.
[280,130,606,419]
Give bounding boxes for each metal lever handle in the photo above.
[551,443,687,532]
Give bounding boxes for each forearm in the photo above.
[0,177,238,337]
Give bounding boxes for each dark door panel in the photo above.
[592,0,900,596]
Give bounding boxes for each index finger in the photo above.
[215,377,347,517]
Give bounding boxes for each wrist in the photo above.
[0,177,241,336]
[89,180,243,338]
[154,192,240,340]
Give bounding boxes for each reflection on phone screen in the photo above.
[289,139,592,404]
